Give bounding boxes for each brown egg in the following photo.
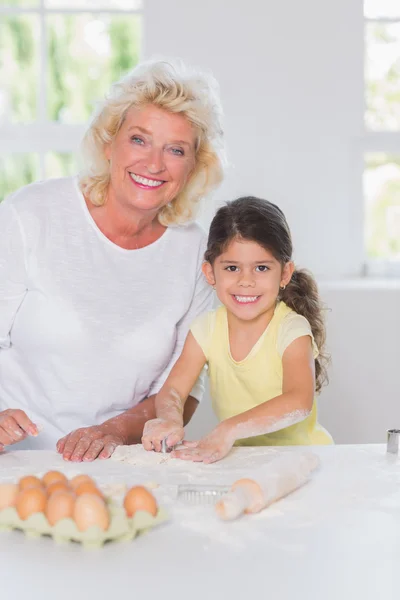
[47,481,70,496]
[75,481,103,498]
[45,490,75,526]
[16,487,47,520]
[19,475,43,491]
[73,494,110,532]
[42,470,67,488]
[123,486,158,518]
[69,474,94,490]
[0,483,19,510]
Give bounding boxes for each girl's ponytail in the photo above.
[280,269,329,393]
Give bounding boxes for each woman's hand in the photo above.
[172,423,235,464]
[0,409,38,451]
[56,425,125,462]
[142,418,184,453]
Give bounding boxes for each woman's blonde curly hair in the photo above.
[78,58,226,226]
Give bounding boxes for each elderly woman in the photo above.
[0,59,225,461]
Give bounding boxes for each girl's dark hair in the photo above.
[205,196,329,392]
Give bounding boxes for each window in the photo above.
[364,0,400,275]
[0,0,142,200]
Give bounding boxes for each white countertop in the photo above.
[0,444,398,600]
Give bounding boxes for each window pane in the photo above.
[365,0,400,19]
[0,0,39,7]
[46,14,141,123]
[0,154,40,201]
[364,153,400,260]
[45,0,142,9]
[45,152,78,178]
[0,16,40,123]
[365,23,400,130]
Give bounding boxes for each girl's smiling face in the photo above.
[202,237,294,323]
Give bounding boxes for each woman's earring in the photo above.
[280,284,286,291]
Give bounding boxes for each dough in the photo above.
[111,444,182,466]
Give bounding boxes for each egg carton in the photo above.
[0,500,168,548]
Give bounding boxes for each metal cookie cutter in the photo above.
[387,429,400,454]
[177,484,230,505]
[161,438,175,454]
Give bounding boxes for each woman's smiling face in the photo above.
[105,104,197,216]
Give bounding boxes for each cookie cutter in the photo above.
[387,429,400,454]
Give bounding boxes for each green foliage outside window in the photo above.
[0,154,40,199]
[46,15,140,123]
[0,8,141,200]
[365,23,400,131]
[365,154,400,259]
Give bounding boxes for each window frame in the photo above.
[363,12,400,277]
[0,0,143,179]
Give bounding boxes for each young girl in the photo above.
[142,196,333,463]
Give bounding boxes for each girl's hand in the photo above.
[172,423,235,464]
[0,409,38,451]
[142,418,184,453]
[56,425,125,462]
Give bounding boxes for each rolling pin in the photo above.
[215,452,319,521]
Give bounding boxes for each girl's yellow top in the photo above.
[190,301,333,446]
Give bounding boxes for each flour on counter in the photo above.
[111,445,182,466]
[111,444,280,471]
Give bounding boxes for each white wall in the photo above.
[144,0,400,444]
[318,281,400,444]
[144,0,365,278]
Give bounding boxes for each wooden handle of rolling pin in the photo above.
[215,452,320,521]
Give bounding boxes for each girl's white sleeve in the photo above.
[0,200,28,349]
[147,261,213,402]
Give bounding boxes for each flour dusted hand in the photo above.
[142,418,185,453]
[56,424,125,462]
[172,423,235,464]
[0,409,38,450]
